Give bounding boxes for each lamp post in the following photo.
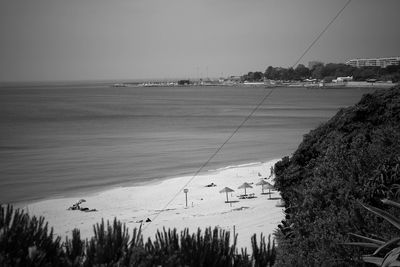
[184,188,189,208]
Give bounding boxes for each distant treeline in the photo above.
[242,63,400,82]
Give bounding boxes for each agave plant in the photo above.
[344,199,400,266]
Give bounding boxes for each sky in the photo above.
[0,0,399,82]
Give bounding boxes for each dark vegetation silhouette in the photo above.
[242,63,400,82]
[274,86,400,265]
[0,204,276,266]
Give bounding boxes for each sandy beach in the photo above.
[23,159,283,250]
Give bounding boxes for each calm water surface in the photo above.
[0,85,378,204]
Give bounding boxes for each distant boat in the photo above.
[113,83,127,87]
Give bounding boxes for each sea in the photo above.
[0,83,379,204]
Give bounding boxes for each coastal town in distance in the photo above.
[114,56,400,89]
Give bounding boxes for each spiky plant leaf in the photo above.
[373,237,400,256]
[361,203,400,231]
[362,256,383,266]
[382,247,400,267]
[382,199,400,210]
[341,242,381,249]
[349,233,386,245]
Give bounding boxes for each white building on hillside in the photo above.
[334,76,353,83]
[346,57,400,68]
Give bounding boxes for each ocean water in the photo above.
[0,84,378,204]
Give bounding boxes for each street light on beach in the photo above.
[184,188,189,207]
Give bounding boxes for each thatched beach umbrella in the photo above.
[256,180,274,198]
[238,182,253,196]
[219,187,235,203]
[256,180,268,194]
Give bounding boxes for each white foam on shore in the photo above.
[25,159,284,250]
[209,161,263,172]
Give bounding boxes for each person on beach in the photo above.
[269,166,274,178]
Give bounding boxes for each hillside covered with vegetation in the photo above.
[242,63,400,83]
[274,86,400,266]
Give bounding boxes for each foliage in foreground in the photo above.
[0,204,276,267]
[344,199,400,266]
[273,86,400,266]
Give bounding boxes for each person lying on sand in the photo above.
[67,203,80,210]
[135,218,152,223]
[238,193,257,199]
[67,200,97,212]
[79,207,97,212]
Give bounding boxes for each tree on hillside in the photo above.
[353,66,380,81]
[283,68,295,81]
[333,63,355,77]
[243,71,264,82]
[294,64,310,80]
[264,66,277,80]
[252,62,400,82]
[310,63,324,79]
[253,71,264,81]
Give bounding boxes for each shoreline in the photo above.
[12,159,274,207]
[23,159,284,250]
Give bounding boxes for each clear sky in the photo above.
[0,0,399,82]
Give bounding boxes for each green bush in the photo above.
[0,204,276,266]
[251,234,276,267]
[64,229,84,267]
[0,204,64,266]
[85,218,130,266]
[274,86,400,265]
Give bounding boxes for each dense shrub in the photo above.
[251,234,276,267]
[344,199,400,266]
[85,218,130,266]
[274,86,400,266]
[64,229,84,267]
[0,204,276,266]
[0,204,64,266]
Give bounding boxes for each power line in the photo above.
[142,88,275,232]
[292,0,352,68]
[143,0,353,233]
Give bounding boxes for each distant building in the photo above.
[229,76,241,81]
[346,57,400,68]
[333,76,353,83]
[308,61,324,70]
[227,76,241,83]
